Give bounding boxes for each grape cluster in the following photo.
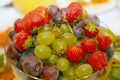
[6,2,114,80]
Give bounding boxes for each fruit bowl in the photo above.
[5,2,115,80]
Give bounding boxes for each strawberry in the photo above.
[13,30,32,52]
[96,34,112,50]
[23,6,51,32]
[34,6,51,24]
[14,19,23,33]
[87,50,108,70]
[66,2,83,23]
[66,44,85,63]
[84,22,99,37]
[81,39,96,53]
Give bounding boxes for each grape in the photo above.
[22,56,43,76]
[7,42,20,60]
[39,24,51,32]
[49,54,58,64]
[41,65,59,80]
[48,5,60,17]
[56,57,69,71]
[63,66,76,80]
[88,15,100,26]
[51,26,63,38]
[8,30,15,41]
[37,31,55,45]
[53,14,64,24]
[76,19,85,28]
[73,26,84,39]
[52,39,67,55]
[34,45,52,59]
[63,33,77,46]
[75,64,93,78]
[82,9,88,19]
[60,24,70,33]
[60,8,66,17]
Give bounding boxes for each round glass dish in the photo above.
[4,21,115,80]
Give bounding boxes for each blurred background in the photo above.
[0,0,120,80]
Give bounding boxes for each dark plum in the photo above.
[7,42,20,60]
[88,15,100,26]
[41,65,59,80]
[21,56,43,76]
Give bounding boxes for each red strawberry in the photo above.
[84,22,99,37]
[66,44,85,63]
[23,10,44,32]
[23,6,51,32]
[34,6,51,24]
[68,2,82,8]
[96,34,112,50]
[87,50,108,70]
[81,39,96,53]
[13,30,32,52]
[66,2,83,23]
[14,19,23,33]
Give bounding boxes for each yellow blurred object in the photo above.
[92,0,109,3]
[12,0,56,14]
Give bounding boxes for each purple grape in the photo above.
[41,65,59,80]
[76,19,85,28]
[88,15,100,26]
[7,42,20,60]
[48,5,60,17]
[73,27,84,39]
[22,56,43,76]
[8,30,15,41]
[60,8,66,17]
[53,14,64,24]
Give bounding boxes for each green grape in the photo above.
[51,26,63,38]
[75,64,93,78]
[48,54,58,64]
[63,33,77,46]
[34,45,52,59]
[60,24,70,33]
[82,9,88,19]
[52,39,67,55]
[99,27,115,42]
[63,66,76,80]
[37,31,55,45]
[56,57,69,71]
[61,77,68,80]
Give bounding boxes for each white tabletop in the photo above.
[0,1,120,35]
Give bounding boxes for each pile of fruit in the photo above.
[6,2,115,80]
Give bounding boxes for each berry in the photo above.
[66,44,85,63]
[87,50,108,70]
[13,30,32,52]
[84,22,99,37]
[81,39,96,53]
[96,34,112,50]
[23,10,44,32]
[41,65,59,80]
[66,2,83,23]
[14,19,23,33]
